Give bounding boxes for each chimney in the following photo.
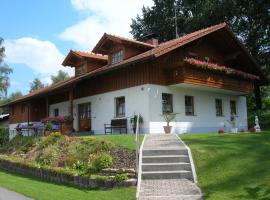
[144,33,158,46]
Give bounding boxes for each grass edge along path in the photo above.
[0,169,136,200]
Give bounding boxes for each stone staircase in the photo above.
[137,134,202,200]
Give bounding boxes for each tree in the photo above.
[51,70,69,84]
[30,78,44,92]
[0,91,23,114]
[9,91,23,101]
[0,38,13,97]
[131,0,270,114]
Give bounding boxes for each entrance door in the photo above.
[78,102,91,131]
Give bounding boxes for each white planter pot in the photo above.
[231,127,238,133]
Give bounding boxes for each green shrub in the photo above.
[91,153,112,171]
[0,135,36,154]
[38,132,62,148]
[92,139,114,153]
[0,127,9,146]
[248,111,270,129]
[95,175,108,184]
[37,144,60,166]
[113,173,128,184]
[45,122,52,131]
[72,160,86,171]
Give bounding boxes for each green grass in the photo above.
[180,131,270,200]
[0,170,136,200]
[92,134,144,150]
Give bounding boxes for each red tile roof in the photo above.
[62,50,108,66]
[3,22,264,106]
[92,33,155,53]
[72,50,108,60]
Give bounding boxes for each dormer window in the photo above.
[76,65,86,76]
[111,50,123,64]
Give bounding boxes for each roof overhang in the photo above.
[62,50,108,67]
[92,33,154,54]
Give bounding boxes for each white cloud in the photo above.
[59,0,154,49]
[4,37,74,77]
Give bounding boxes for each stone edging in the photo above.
[0,159,136,189]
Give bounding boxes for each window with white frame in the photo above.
[111,50,123,64]
[162,93,173,113]
[115,97,125,117]
[215,99,223,117]
[185,96,195,116]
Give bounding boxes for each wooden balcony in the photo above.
[166,66,255,93]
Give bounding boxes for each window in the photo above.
[115,97,125,117]
[77,66,86,75]
[111,50,123,64]
[185,96,194,116]
[215,99,223,117]
[54,108,59,117]
[230,100,237,115]
[162,93,173,113]
[21,104,25,113]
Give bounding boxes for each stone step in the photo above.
[142,170,193,180]
[143,149,188,156]
[142,162,191,171]
[142,155,190,163]
[138,195,203,200]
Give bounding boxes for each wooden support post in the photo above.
[27,102,30,136]
[69,86,74,131]
[45,97,49,117]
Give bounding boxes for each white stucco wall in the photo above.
[147,84,248,134]
[48,83,248,134]
[49,85,150,134]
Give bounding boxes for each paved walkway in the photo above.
[0,187,32,200]
[138,134,202,200]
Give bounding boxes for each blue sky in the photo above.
[1,0,153,95]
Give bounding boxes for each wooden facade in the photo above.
[7,23,266,125]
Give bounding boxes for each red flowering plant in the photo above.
[218,128,225,134]
[41,115,73,125]
[184,58,260,81]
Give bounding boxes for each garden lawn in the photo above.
[0,170,136,200]
[93,134,144,150]
[180,131,270,200]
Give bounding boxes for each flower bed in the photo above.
[184,58,260,80]
[0,133,137,188]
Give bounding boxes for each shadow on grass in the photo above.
[233,184,270,200]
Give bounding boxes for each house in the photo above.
[2,23,268,137]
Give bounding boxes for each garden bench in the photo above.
[104,118,127,134]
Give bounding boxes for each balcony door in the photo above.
[78,102,91,132]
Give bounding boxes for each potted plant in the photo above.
[227,113,238,133]
[44,121,53,136]
[130,114,143,134]
[161,112,178,134]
